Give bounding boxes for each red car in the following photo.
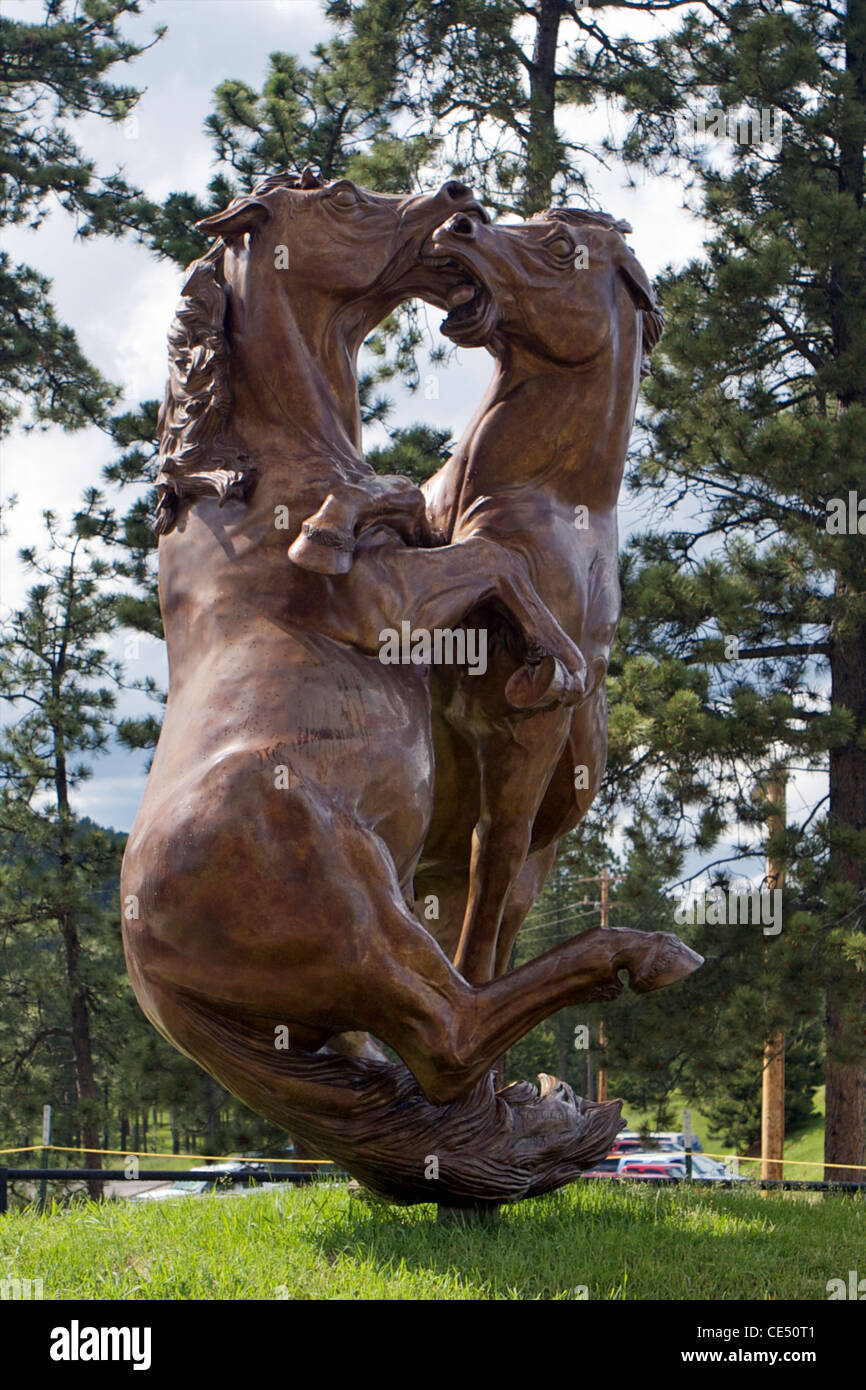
[583,1153,687,1180]
[617,1159,686,1181]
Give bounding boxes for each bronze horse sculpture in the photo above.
[121,169,701,1206]
[415,207,664,985]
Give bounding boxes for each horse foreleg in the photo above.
[289,475,433,575]
[336,537,589,710]
[493,843,557,977]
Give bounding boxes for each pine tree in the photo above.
[0,0,162,434]
[0,496,126,1185]
[326,0,698,213]
[597,0,866,1178]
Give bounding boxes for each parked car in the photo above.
[584,1149,743,1182]
[688,1152,746,1181]
[583,1152,684,1180]
[239,1145,348,1181]
[610,1135,679,1155]
[609,1137,644,1155]
[582,1157,623,1179]
[628,1150,745,1181]
[617,1158,686,1181]
[617,1129,704,1152]
[130,1162,272,1202]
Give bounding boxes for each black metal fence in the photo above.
[1,1164,865,1214]
[0,1165,335,1215]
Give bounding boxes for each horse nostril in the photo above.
[449,213,476,237]
[443,180,473,201]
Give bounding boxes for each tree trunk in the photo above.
[556,1009,569,1082]
[204,1077,220,1151]
[824,0,866,1181]
[52,577,102,1200]
[59,909,103,1199]
[825,620,866,1179]
[524,0,563,213]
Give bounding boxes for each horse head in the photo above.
[428,206,664,376]
[155,167,488,539]
[196,167,489,338]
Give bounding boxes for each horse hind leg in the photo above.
[318,812,702,1105]
[132,775,700,1113]
[453,708,571,984]
[493,842,558,977]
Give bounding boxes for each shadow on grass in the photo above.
[300,1182,816,1300]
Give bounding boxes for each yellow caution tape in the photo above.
[2,1144,864,1174]
[0,1143,332,1164]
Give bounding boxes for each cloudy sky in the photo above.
[0,0,822,885]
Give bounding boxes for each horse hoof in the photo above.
[627,932,704,994]
[288,523,355,574]
[504,655,585,711]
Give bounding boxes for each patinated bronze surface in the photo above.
[417,208,665,984]
[121,169,701,1207]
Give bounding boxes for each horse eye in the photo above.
[331,188,358,208]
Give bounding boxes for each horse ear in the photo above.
[196,197,271,240]
[616,246,657,312]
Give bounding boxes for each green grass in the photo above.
[1,1179,861,1300]
[782,1087,827,1176]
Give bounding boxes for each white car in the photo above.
[130,1162,272,1202]
[617,1129,704,1153]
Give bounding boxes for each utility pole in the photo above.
[761,767,786,1183]
[597,866,610,1102]
[531,869,623,1101]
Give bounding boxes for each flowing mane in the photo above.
[534,207,665,377]
[153,244,253,536]
[154,168,323,536]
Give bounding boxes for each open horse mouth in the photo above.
[373,196,491,318]
[439,263,493,339]
[423,221,498,346]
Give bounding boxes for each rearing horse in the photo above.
[121,173,699,1205]
[417,208,666,983]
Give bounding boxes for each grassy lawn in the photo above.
[0,1179,861,1301]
